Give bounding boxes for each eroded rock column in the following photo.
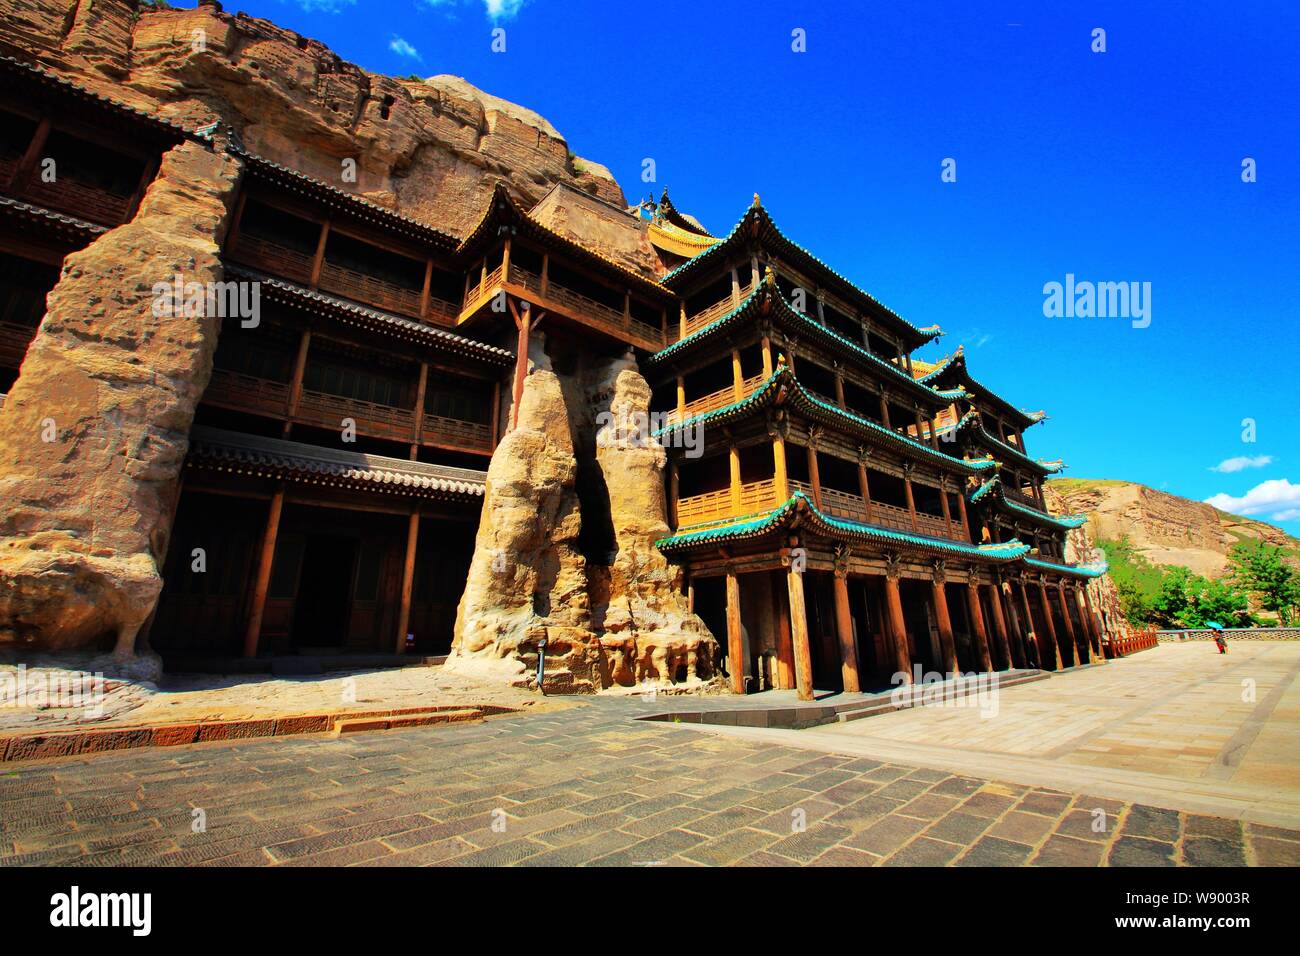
[0,140,242,661]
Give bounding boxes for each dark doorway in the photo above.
[292,534,357,650]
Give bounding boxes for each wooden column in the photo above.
[1036,580,1064,670]
[903,466,919,532]
[1002,581,1026,668]
[730,266,741,306]
[834,369,846,408]
[668,458,679,528]
[965,579,994,672]
[309,219,331,289]
[878,391,892,429]
[931,570,959,674]
[508,299,530,432]
[772,430,790,500]
[419,258,433,320]
[394,508,420,654]
[884,570,912,683]
[1056,582,1079,665]
[501,237,512,284]
[676,375,686,418]
[1016,580,1041,669]
[731,348,743,400]
[787,562,814,701]
[761,333,774,376]
[1083,587,1106,659]
[939,480,954,536]
[806,442,823,510]
[283,329,312,437]
[955,483,970,534]
[540,253,550,296]
[678,301,687,340]
[729,442,742,515]
[985,582,1013,670]
[1072,586,1095,664]
[409,361,428,458]
[833,569,860,692]
[771,571,795,690]
[856,451,874,522]
[243,484,285,659]
[725,570,745,695]
[11,117,51,193]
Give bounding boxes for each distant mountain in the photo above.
[1048,478,1300,578]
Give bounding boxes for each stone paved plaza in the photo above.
[1,643,1298,867]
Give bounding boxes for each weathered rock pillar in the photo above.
[0,140,241,662]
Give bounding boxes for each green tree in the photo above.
[1228,541,1300,625]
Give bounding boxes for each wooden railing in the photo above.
[785,482,961,541]
[663,372,768,426]
[675,479,778,530]
[203,368,292,417]
[420,413,493,453]
[295,387,417,442]
[1003,486,1045,512]
[229,234,314,285]
[681,287,754,338]
[318,261,423,319]
[0,320,36,370]
[464,264,665,347]
[1104,626,1159,659]
[22,175,132,226]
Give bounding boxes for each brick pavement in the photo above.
[1,694,1297,867]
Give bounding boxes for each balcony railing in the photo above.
[203,368,493,453]
[662,371,767,426]
[22,175,133,226]
[675,479,778,531]
[318,261,423,319]
[463,264,665,347]
[229,234,314,285]
[787,480,961,541]
[680,286,754,339]
[420,413,493,453]
[0,320,36,370]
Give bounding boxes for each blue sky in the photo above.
[230,1,1297,533]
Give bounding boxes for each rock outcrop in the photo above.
[1049,478,1300,579]
[1043,484,1130,639]
[0,140,241,659]
[447,339,718,692]
[0,0,625,236]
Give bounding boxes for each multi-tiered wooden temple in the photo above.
[0,55,1107,688]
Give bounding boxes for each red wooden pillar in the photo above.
[1082,586,1106,661]
[965,579,994,672]
[985,582,1013,670]
[771,570,795,690]
[1037,580,1064,670]
[726,570,745,695]
[787,562,814,701]
[243,484,285,658]
[1057,582,1079,665]
[394,508,420,654]
[931,569,959,674]
[884,569,912,683]
[833,568,860,692]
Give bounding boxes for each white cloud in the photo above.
[1209,454,1274,473]
[389,35,423,61]
[294,0,356,12]
[1204,478,1300,520]
[484,0,528,19]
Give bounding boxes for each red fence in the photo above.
[1103,626,1159,659]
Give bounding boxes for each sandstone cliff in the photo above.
[0,0,625,235]
[1049,478,1300,578]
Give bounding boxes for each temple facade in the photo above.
[0,55,1111,694]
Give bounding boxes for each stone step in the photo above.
[333,708,483,736]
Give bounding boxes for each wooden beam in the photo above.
[283,329,312,438]
[409,361,428,458]
[394,507,421,654]
[11,117,51,193]
[243,483,285,658]
[309,219,331,289]
[833,570,860,692]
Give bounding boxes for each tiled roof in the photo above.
[652,365,998,476]
[659,199,942,348]
[969,477,1088,530]
[917,348,1046,430]
[222,264,513,366]
[1024,557,1109,579]
[0,196,107,240]
[935,409,1063,476]
[656,491,1031,560]
[186,426,486,499]
[229,142,459,251]
[0,55,199,142]
[647,274,963,409]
